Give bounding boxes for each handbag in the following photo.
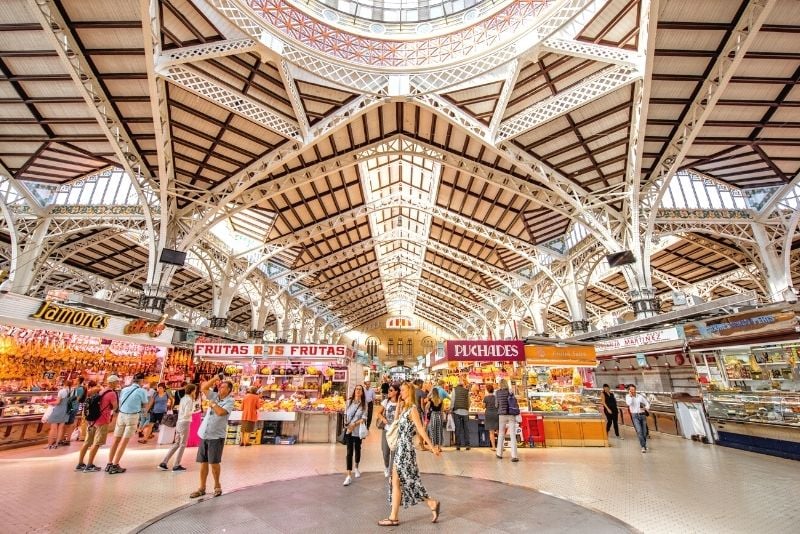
[386,420,400,451]
[337,429,347,444]
[358,422,369,440]
[162,413,178,428]
[376,419,386,430]
[507,392,521,416]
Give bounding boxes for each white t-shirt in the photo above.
[626,393,650,414]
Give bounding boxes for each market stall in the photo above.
[523,344,606,447]
[683,305,800,460]
[193,342,360,444]
[0,293,173,449]
[591,327,697,437]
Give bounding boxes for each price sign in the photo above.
[43,371,55,379]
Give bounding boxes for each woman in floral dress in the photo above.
[378,381,441,526]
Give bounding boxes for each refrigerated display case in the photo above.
[0,391,56,449]
[526,391,606,446]
[704,390,800,460]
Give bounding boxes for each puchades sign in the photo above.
[443,340,525,362]
[194,342,354,360]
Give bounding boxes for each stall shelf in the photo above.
[525,391,607,447]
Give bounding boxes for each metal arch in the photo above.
[415,292,480,334]
[141,0,177,255]
[641,0,777,258]
[28,228,131,295]
[541,38,640,68]
[31,0,160,275]
[414,308,468,338]
[0,162,43,216]
[159,64,302,141]
[156,39,258,69]
[174,94,384,220]
[488,58,522,140]
[757,171,800,221]
[653,222,757,244]
[496,64,641,142]
[276,59,311,141]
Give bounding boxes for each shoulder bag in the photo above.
[507,392,521,416]
[337,401,351,445]
[386,410,402,451]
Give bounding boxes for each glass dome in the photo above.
[288,0,510,36]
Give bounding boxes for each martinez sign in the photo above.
[444,340,525,362]
[595,327,681,353]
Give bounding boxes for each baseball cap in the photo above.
[133,372,145,381]
[107,375,120,383]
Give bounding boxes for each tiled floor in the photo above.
[138,473,634,534]
[1,426,798,534]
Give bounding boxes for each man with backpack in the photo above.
[75,376,119,472]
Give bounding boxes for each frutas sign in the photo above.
[30,300,109,330]
[444,340,525,362]
[194,343,354,359]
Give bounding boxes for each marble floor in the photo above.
[1,426,798,534]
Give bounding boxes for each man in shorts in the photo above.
[75,376,119,472]
[190,375,234,498]
[106,372,149,474]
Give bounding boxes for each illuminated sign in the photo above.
[194,343,354,359]
[123,318,167,338]
[30,301,109,330]
[524,345,596,366]
[444,340,525,362]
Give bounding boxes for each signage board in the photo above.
[193,343,355,360]
[681,309,797,341]
[30,300,109,330]
[595,327,681,353]
[524,344,597,366]
[444,340,525,362]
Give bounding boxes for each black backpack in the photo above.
[84,390,110,422]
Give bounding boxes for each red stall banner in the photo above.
[444,340,526,362]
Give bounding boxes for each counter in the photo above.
[226,410,341,444]
[538,414,607,447]
[0,391,55,450]
[704,390,800,460]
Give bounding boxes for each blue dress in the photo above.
[48,388,69,424]
[389,409,430,508]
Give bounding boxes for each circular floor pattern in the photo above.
[136,472,636,533]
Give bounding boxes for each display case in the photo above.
[703,390,800,460]
[0,391,55,449]
[526,391,602,417]
[0,391,56,419]
[583,389,682,436]
[525,391,606,447]
[704,390,800,427]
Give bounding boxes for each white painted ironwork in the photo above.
[496,64,641,142]
[541,38,639,67]
[157,38,257,69]
[160,65,302,140]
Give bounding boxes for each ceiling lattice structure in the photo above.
[1,0,799,342]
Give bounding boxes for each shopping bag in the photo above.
[41,405,54,423]
[358,422,369,440]
[70,427,81,441]
[161,413,178,428]
[445,413,455,431]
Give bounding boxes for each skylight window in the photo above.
[661,170,748,210]
[24,167,140,207]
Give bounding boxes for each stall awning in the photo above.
[525,345,597,366]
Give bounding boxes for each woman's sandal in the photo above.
[189,489,206,499]
[431,500,441,523]
[213,487,222,497]
[378,518,400,526]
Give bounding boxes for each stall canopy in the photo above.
[525,345,597,367]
